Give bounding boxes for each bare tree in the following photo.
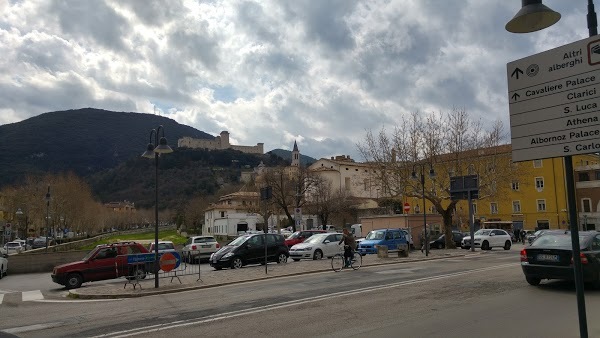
[358,108,523,248]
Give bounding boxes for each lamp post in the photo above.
[15,208,23,240]
[45,186,50,252]
[411,163,435,257]
[142,125,173,288]
[506,2,597,337]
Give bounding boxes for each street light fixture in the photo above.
[45,186,50,252]
[142,125,173,288]
[505,0,561,33]
[411,163,436,257]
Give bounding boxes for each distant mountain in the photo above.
[267,149,317,166]
[0,108,213,187]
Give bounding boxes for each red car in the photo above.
[51,241,149,289]
[285,230,328,247]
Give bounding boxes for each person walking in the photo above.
[521,229,527,245]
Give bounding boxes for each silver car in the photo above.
[182,236,220,263]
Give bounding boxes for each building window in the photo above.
[345,167,349,170]
[596,171,600,180]
[535,177,544,190]
[537,199,546,212]
[511,181,519,191]
[490,203,498,214]
[512,201,521,213]
[533,159,543,168]
[583,198,592,213]
[220,211,225,218]
[345,177,350,191]
[579,172,590,181]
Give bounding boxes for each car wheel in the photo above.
[526,276,541,286]
[313,249,323,260]
[231,257,243,269]
[277,253,287,264]
[127,267,146,280]
[214,267,222,271]
[504,241,511,250]
[437,243,443,249]
[481,241,490,250]
[65,273,83,289]
[0,265,3,279]
[292,259,300,262]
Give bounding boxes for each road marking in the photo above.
[22,290,44,302]
[0,294,3,304]
[93,263,518,338]
[3,322,65,334]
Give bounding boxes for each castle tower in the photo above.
[291,140,300,167]
[220,131,230,149]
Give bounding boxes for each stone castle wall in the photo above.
[177,132,263,155]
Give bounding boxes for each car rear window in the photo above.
[531,234,587,248]
[194,237,215,243]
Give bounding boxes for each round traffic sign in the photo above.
[403,203,411,212]
[159,252,177,272]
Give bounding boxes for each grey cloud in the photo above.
[236,1,281,44]
[47,0,130,52]
[168,28,220,70]
[16,34,75,73]
[281,0,358,52]
[121,0,186,26]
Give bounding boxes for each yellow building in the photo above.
[452,151,599,232]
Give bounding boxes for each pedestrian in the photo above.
[514,229,520,242]
[521,229,526,245]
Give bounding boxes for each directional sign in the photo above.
[507,35,600,162]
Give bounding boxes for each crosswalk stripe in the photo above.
[22,290,44,302]
[0,294,4,304]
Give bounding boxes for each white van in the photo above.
[325,225,337,232]
[350,224,362,238]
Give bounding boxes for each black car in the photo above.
[521,230,600,287]
[527,229,561,245]
[430,231,464,249]
[210,233,289,270]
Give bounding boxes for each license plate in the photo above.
[202,245,211,248]
[537,254,559,262]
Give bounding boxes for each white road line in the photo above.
[94,262,518,338]
[3,322,65,334]
[22,290,44,302]
[0,294,4,304]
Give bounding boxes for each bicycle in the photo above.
[331,246,362,272]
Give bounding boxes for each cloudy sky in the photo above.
[0,0,590,160]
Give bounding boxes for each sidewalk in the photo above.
[69,249,472,299]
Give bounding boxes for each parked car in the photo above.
[209,233,289,270]
[521,230,600,287]
[430,231,464,249]
[358,229,408,255]
[4,241,25,254]
[148,241,176,254]
[284,230,327,248]
[14,239,31,251]
[0,252,7,279]
[527,229,557,245]
[32,237,54,249]
[461,229,512,250]
[51,241,150,289]
[182,236,220,263]
[289,233,343,261]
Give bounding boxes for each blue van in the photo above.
[357,228,407,255]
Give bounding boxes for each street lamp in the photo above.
[506,3,597,337]
[15,208,23,240]
[142,125,173,288]
[45,186,50,252]
[411,163,435,257]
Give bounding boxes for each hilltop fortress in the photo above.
[177,131,264,154]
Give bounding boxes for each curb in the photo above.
[68,252,472,300]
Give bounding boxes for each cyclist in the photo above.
[338,228,357,268]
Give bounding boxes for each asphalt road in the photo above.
[2,250,600,337]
